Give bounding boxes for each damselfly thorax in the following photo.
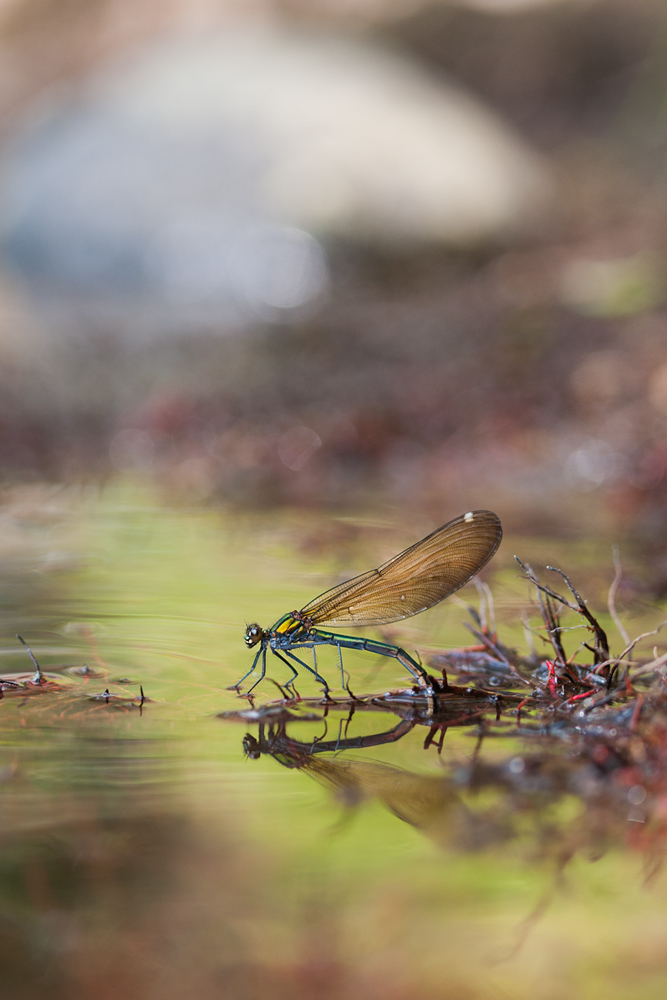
[236,509,502,697]
[244,612,313,649]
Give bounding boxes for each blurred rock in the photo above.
[1,3,665,542]
[0,27,550,336]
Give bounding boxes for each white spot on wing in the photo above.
[464,511,474,523]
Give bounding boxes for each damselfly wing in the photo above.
[299,509,502,626]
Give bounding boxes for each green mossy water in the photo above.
[0,481,665,1000]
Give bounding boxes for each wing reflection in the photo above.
[227,685,506,832]
[242,713,459,831]
[220,670,667,874]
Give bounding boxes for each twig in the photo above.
[630,695,644,732]
[462,622,531,686]
[630,649,667,679]
[608,546,631,647]
[584,656,633,675]
[516,557,579,612]
[546,565,610,665]
[463,622,510,665]
[543,593,568,668]
[17,635,44,683]
[481,581,496,637]
[521,612,537,658]
[515,557,610,667]
[474,578,488,633]
[619,621,667,663]
[581,682,630,713]
[516,558,568,666]
[449,594,483,629]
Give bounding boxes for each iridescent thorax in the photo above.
[243,612,313,649]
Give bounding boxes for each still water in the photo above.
[1,482,666,1000]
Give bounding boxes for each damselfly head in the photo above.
[243,733,261,759]
[244,623,264,648]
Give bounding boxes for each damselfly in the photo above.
[237,509,502,696]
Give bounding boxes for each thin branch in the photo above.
[608,546,631,647]
[545,564,588,609]
[516,558,568,666]
[482,581,496,637]
[630,649,667,679]
[449,594,483,629]
[581,683,631,713]
[462,621,510,665]
[583,656,633,675]
[543,592,568,667]
[521,612,537,657]
[475,579,496,637]
[474,578,488,633]
[516,557,579,611]
[516,558,610,667]
[17,634,44,683]
[619,621,667,662]
[546,565,610,665]
[462,622,531,686]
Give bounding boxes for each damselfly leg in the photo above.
[267,648,299,693]
[232,644,264,692]
[245,646,268,694]
[280,648,331,698]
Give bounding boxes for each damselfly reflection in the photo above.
[242,715,415,764]
[237,510,502,696]
[234,683,503,762]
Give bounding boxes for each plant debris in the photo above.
[224,557,667,873]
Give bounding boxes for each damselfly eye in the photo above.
[243,733,261,759]
[244,623,263,648]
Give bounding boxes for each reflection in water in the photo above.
[239,702,460,831]
[228,667,514,755]
[232,673,667,868]
[0,635,147,712]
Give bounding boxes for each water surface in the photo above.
[1,483,666,1000]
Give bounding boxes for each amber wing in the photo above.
[300,510,502,627]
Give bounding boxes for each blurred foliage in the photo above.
[0,2,666,553]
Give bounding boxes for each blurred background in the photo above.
[1,0,667,551]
